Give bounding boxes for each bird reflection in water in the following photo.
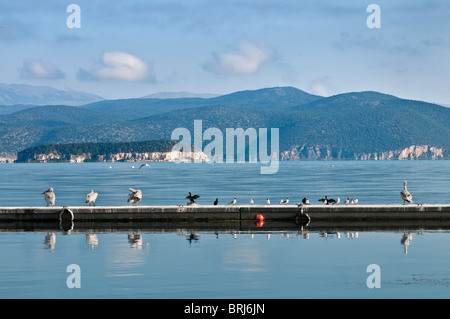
[186,233,199,244]
[86,234,98,250]
[128,234,143,249]
[44,232,56,250]
[401,233,413,254]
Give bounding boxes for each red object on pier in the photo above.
[254,214,265,221]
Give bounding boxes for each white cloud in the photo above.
[205,40,275,75]
[19,58,65,80]
[77,52,151,82]
[309,78,335,97]
[310,83,332,97]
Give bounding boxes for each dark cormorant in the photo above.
[318,196,329,205]
[186,192,200,204]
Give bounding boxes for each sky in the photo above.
[1,0,450,104]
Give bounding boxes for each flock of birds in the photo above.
[184,180,414,206]
[186,194,358,206]
[40,180,414,207]
[41,187,142,207]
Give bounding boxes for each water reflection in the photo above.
[44,232,56,250]
[86,233,98,250]
[32,228,434,256]
[127,234,143,249]
[401,233,413,254]
[174,229,363,241]
[186,233,200,244]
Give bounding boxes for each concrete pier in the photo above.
[1,204,450,233]
[1,204,449,223]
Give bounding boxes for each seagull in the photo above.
[250,198,254,205]
[228,198,237,205]
[128,188,142,206]
[344,197,350,205]
[281,198,289,205]
[400,180,413,204]
[318,196,328,205]
[86,190,98,206]
[266,198,271,205]
[302,197,310,205]
[334,197,341,205]
[213,198,218,205]
[139,163,151,169]
[42,188,55,207]
[186,192,200,204]
[279,198,284,204]
[350,198,359,205]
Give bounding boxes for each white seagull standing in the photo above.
[400,180,413,204]
[128,188,142,206]
[42,188,55,207]
[344,197,350,205]
[86,190,98,206]
[228,198,237,205]
[281,198,289,205]
[250,198,254,205]
[266,198,271,205]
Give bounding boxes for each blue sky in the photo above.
[1,0,450,104]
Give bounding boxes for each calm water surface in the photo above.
[0,161,449,298]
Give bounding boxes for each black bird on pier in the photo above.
[186,192,200,204]
[214,198,218,205]
[318,196,329,205]
[327,198,337,205]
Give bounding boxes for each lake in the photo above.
[0,160,449,299]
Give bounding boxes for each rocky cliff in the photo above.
[281,144,445,161]
[7,142,448,163]
[0,153,15,163]
[19,150,209,163]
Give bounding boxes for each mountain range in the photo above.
[0,85,449,161]
[0,83,104,107]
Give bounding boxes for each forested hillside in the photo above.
[1,86,449,161]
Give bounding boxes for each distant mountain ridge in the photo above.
[0,83,104,106]
[142,91,220,99]
[0,86,449,162]
[83,86,321,118]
